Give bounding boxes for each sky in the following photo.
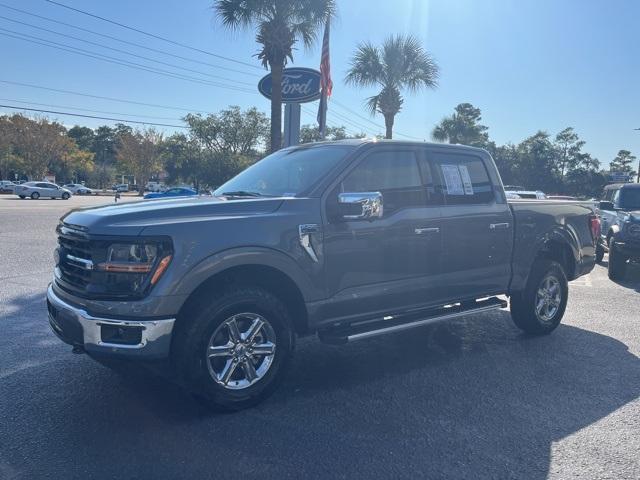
[1,0,638,167]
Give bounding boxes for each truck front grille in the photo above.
[56,223,93,294]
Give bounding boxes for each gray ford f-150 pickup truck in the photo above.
[47,140,599,410]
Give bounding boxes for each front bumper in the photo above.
[612,240,640,259]
[46,284,176,359]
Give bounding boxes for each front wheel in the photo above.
[172,286,294,411]
[62,192,70,200]
[30,191,40,199]
[510,259,568,335]
[608,237,627,280]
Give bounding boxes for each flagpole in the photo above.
[317,19,331,141]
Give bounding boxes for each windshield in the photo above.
[214,145,354,197]
[620,189,640,210]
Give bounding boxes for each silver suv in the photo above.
[16,182,72,200]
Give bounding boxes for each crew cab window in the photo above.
[430,153,494,205]
[341,150,425,213]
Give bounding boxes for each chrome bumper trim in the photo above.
[46,284,175,359]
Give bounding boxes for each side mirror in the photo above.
[338,192,383,220]
[599,201,614,211]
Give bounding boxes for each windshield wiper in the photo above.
[220,190,263,197]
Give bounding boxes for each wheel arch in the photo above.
[174,248,317,335]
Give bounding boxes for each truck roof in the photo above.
[294,138,489,154]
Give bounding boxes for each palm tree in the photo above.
[345,35,439,139]
[432,103,489,146]
[214,0,336,152]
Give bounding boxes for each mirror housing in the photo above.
[599,200,615,211]
[338,192,383,220]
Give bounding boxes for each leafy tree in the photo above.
[91,124,133,187]
[163,133,207,190]
[299,124,366,143]
[67,126,95,151]
[432,103,489,146]
[214,0,336,152]
[513,131,562,192]
[2,114,91,181]
[609,149,637,175]
[564,168,608,197]
[116,128,165,195]
[184,106,269,156]
[553,127,587,176]
[345,34,439,139]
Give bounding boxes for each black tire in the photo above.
[172,286,294,411]
[62,192,70,200]
[30,191,40,199]
[608,236,627,280]
[510,259,568,335]
[18,195,25,199]
[595,243,605,263]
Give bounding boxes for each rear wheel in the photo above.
[608,237,627,280]
[510,259,568,335]
[62,192,70,200]
[30,191,40,199]
[18,195,25,199]
[172,286,294,411]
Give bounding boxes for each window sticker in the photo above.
[458,165,474,195]
[441,164,465,195]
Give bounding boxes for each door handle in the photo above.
[415,227,440,235]
[489,222,510,230]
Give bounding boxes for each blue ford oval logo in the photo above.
[258,67,321,103]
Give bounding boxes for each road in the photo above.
[0,195,639,479]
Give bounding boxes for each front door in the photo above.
[426,150,513,301]
[322,147,443,321]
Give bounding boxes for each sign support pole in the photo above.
[283,103,301,148]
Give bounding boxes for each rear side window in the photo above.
[35,183,49,188]
[429,153,495,205]
[341,150,425,214]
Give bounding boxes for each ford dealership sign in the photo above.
[258,67,321,103]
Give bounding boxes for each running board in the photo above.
[318,297,507,345]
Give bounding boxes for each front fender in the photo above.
[171,246,322,302]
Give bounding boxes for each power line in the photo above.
[45,0,263,71]
[332,98,424,140]
[0,104,188,128]
[0,14,256,86]
[0,79,212,114]
[0,3,260,77]
[0,98,183,121]
[0,28,258,93]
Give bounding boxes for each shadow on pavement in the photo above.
[1,293,638,479]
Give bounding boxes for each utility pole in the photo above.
[635,128,640,183]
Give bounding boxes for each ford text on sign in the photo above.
[258,67,321,103]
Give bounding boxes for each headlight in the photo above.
[98,243,160,273]
[91,240,172,297]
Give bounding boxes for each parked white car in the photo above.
[145,181,166,192]
[112,183,129,193]
[510,190,547,199]
[15,182,72,200]
[0,180,17,193]
[63,184,94,195]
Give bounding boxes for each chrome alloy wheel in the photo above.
[206,313,276,390]
[535,275,561,322]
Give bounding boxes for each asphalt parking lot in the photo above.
[1,195,639,479]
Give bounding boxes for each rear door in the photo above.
[427,150,513,300]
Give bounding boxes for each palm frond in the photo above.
[365,95,380,116]
[345,43,384,87]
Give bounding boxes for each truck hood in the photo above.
[61,196,285,235]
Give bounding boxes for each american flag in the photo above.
[317,20,332,138]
